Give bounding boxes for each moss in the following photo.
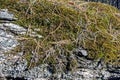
[0,0,120,71]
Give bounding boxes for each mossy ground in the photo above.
[0,0,120,71]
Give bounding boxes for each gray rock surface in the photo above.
[0,23,26,53]
[74,47,88,57]
[0,53,51,80]
[0,29,18,53]
[0,53,120,80]
[0,9,17,21]
[3,23,27,35]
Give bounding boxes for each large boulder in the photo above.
[0,0,120,80]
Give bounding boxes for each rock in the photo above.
[73,47,88,57]
[0,22,27,53]
[2,56,27,78]
[0,9,27,54]
[0,10,42,52]
[0,51,119,80]
[24,64,51,80]
[108,76,120,80]
[60,68,111,80]
[0,53,51,80]
[29,31,43,38]
[0,9,17,21]
[107,65,120,74]
[0,28,18,53]
[3,23,27,35]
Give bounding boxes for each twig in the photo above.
[50,22,62,34]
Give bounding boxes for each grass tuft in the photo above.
[0,0,120,71]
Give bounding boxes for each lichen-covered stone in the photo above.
[0,0,120,80]
[0,9,17,21]
[0,26,18,53]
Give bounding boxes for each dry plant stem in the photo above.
[34,39,41,52]
[0,0,119,69]
[50,22,62,34]
[43,48,54,63]
[41,22,62,44]
[26,24,32,36]
[25,0,37,16]
[16,37,33,40]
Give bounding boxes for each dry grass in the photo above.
[0,0,120,71]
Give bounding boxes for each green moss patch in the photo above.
[0,0,120,71]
